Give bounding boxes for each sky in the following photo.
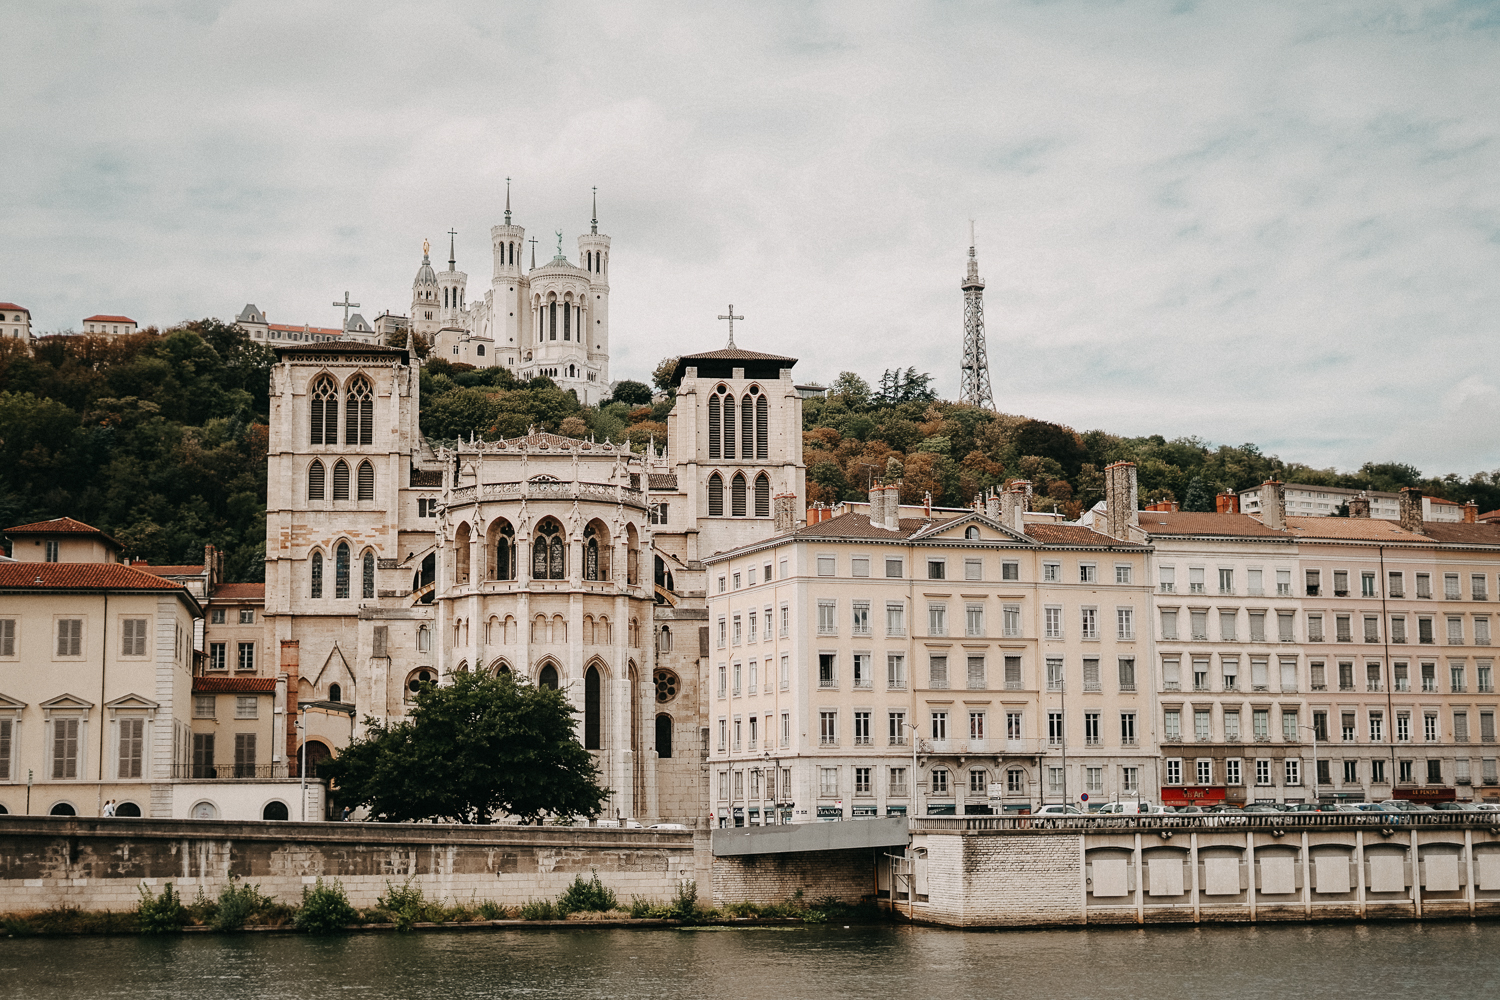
[4,1,1500,476]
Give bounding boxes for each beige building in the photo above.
[5,517,125,564]
[81,314,138,337]
[1239,482,1469,523]
[705,482,1153,824]
[0,302,32,342]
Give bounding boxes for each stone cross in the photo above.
[332,291,360,328]
[717,304,743,348]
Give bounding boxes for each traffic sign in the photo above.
[1080,793,1089,802]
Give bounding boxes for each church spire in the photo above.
[448,228,457,271]
[504,177,512,226]
[591,186,598,234]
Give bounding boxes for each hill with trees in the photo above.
[3,326,1497,583]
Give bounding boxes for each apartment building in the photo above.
[704,483,1152,825]
[1239,482,1468,522]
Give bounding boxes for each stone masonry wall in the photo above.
[711,848,878,907]
[0,817,700,913]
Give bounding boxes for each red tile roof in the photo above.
[1479,509,1500,523]
[681,347,797,362]
[212,582,265,600]
[0,302,28,313]
[1135,512,1289,539]
[82,314,136,324]
[1416,523,1500,546]
[193,676,276,694]
[0,563,188,591]
[133,564,205,576]
[1025,524,1146,548]
[5,516,111,536]
[268,323,343,335]
[1282,517,1428,542]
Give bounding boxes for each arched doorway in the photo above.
[538,663,559,690]
[655,713,673,758]
[115,801,142,817]
[263,801,290,821]
[300,739,333,778]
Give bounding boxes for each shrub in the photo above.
[213,877,272,932]
[667,879,702,923]
[138,883,188,935]
[557,869,618,915]
[477,900,509,920]
[628,895,661,919]
[518,898,558,920]
[294,878,357,934]
[376,877,429,932]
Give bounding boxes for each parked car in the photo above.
[647,822,689,830]
[1094,800,1172,815]
[595,818,645,828]
[1032,803,1086,817]
[1241,804,1283,814]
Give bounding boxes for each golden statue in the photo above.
[423,238,430,257]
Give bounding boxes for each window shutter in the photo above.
[357,461,374,501]
[0,618,14,657]
[58,619,82,657]
[333,461,350,500]
[741,396,754,459]
[0,719,11,780]
[755,394,768,459]
[722,396,735,459]
[308,461,325,500]
[754,475,770,518]
[708,395,721,459]
[119,718,144,779]
[235,733,257,776]
[731,474,746,517]
[53,718,78,779]
[193,733,215,777]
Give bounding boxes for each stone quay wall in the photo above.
[710,848,879,907]
[906,817,1500,928]
[0,816,707,912]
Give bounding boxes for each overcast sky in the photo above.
[5,1,1499,476]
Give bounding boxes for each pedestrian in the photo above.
[102,799,116,817]
[341,805,352,822]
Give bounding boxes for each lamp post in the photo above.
[296,715,307,822]
[1302,724,1321,805]
[904,721,920,819]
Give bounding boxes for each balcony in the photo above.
[854,736,873,746]
[173,764,292,780]
[818,736,838,747]
[889,736,908,746]
[1118,631,1136,642]
[1189,584,1206,595]
[1160,583,1176,593]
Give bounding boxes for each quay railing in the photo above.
[909,812,1500,833]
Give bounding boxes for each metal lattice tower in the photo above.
[959,222,994,409]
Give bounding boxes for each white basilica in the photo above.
[414,187,612,405]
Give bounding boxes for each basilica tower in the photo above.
[436,229,468,331]
[489,179,527,356]
[576,189,611,385]
[411,242,440,341]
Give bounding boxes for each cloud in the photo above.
[3,1,1499,475]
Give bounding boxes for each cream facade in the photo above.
[705,484,1154,825]
[81,314,137,336]
[5,517,125,564]
[0,302,32,342]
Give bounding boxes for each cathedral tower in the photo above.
[436,229,468,331]
[489,179,527,356]
[576,188,611,383]
[411,242,440,341]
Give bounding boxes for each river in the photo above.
[3,922,1498,999]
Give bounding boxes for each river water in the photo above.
[4,922,1498,999]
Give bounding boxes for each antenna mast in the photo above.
[959,220,994,410]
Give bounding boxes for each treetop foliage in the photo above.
[321,670,609,824]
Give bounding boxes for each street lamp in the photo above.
[904,721,921,819]
[1301,724,1321,805]
[296,715,307,822]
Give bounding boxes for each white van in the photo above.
[1094,800,1169,815]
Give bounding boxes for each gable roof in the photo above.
[1281,516,1429,542]
[909,510,1032,544]
[133,563,205,577]
[0,563,196,601]
[0,303,29,314]
[1135,512,1290,539]
[4,516,121,544]
[670,345,798,386]
[1416,522,1500,546]
[1025,524,1147,548]
[82,314,136,324]
[212,582,266,601]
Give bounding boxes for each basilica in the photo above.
[262,204,807,820]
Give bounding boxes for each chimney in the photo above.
[1399,487,1424,534]
[998,484,1028,533]
[886,485,902,531]
[1258,479,1286,530]
[1215,491,1239,514]
[985,489,1001,521]
[281,639,301,775]
[924,491,932,518]
[774,493,796,532]
[1464,501,1479,524]
[1104,462,1139,539]
[1347,494,1371,519]
[868,484,883,528]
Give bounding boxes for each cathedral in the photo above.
[263,205,806,822]
[413,186,612,405]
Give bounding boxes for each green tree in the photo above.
[830,371,871,410]
[651,356,680,393]
[1182,476,1215,512]
[322,671,609,824]
[609,380,653,406]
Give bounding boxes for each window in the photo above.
[817,601,836,636]
[1417,573,1432,599]
[1121,713,1137,745]
[1474,575,1489,601]
[852,601,871,636]
[1428,759,1443,784]
[235,695,258,719]
[1160,566,1176,593]
[965,604,984,637]
[1278,612,1295,642]
[717,718,726,750]
[780,605,790,638]
[887,654,906,690]
[854,711,872,745]
[1425,713,1439,742]
[1080,563,1096,584]
[1162,656,1181,691]
[969,712,986,741]
[1362,572,1377,598]
[1452,663,1467,692]
[929,604,947,636]
[927,559,945,580]
[1044,562,1060,582]
[1446,573,1462,600]
[1225,758,1242,785]
[1480,662,1494,692]
[1454,711,1470,743]
[357,460,374,501]
[1249,611,1266,642]
[852,653,872,689]
[855,767,872,795]
[1165,758,1182,785]
[1005,655,1022,690]
[1160,609,1178,640]
[1081,607,1098,640]
[716,619,727,649]
[886,603,905,637]
[1218,568,1234,595]
[781,712,790,748]
[1047,711,1063,746]
[45,539,60,562]
[1189,567,1205,594]
[1002,604,1021,638]
[1193,659,1209,691]
[1225,711,1241,741]
[56,618,82,657]
[237,642,255,672]
[931,712,948,741]
[1083,657,1100,692]
[1115,564,1132,585]
[335,542,350,598]
[889,710,907,745]
[1277,570,1291,596]
[733,615,743,645]
[1044,606,1062,639]
[1123,766,1140,793]
[1254,709,1270,740]
[1422,661,1438,691]
[1190,611,1208,641]
[818,653,836,688]
[1117,607,1134,641]
[1252,657,1269,690]
[885,558,903,578]
[1195,710,1211,742]
[1284,758,1301,786]
[929,655,948,689]
[1479,620,1492,646]
[1194,759,1211,785]
[120,618,148,656]
[50,717,80,778]
[1118,657,1136,692]
[1255,759,1272,786]
[1085,712,1101,746]
[964,558,982,581]
[1400,760,1414,783]
[1282,709,1299,742]
[1008,767,1025,793]
[931,767,949,795]
[733,572,742,590]
[966,655,986,690]
[1007,712,1023,741]
[1222,657,1239,691]
[1389,571,1405,597]
[780,656,789,691]
[1003,561,1019,581]
[1046,657,1063,692]
[1449,617,1465,644]
[1397,713,1411,742]
[208,642,226,671]
[732,662,742,695]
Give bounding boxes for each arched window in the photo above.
[741,394,754,459]
[754,473,771,518]
[722,392,736,459]
[731,473,747,517]
[310,375,337,445]
[584,522,609,581]
[454,522,471,584]
[263,801,289,821]
[707,473,724,517]
[308,460,325,500]
[357,460,374,501]
[584,665,602,749]
[655,714,673,758]
[115,801,142,817]
[965,525,980,539]
[332,460,350,500]
[658,625,673,652]
[335,542,351,598]
[476,344,485,356]
[329,683,342,703]
[310,551,323,598]
[538,663,559,690]
[708,391,722,459]
[494,520,514,580]
[362,550,375,599]
[405,667,436,700]
[549,301,557,340]
[755,389,768,459]
[532,518,565,580]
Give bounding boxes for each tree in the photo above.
[322,671,609,824]
[830,371,871,410]
[609,380,653,406]
[651,356,680,393]
[1182,476,1215,512]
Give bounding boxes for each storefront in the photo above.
[1161,786,1227,808]
[1392,786,1458,804]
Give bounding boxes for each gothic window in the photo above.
[563,298,571,340]
[655,713,673,758]
[731,472,747,517]
[549,301,557,341]
[722,392,736,459]
[335,542,350,599]
[658,626,673,653]
[345,377,373,445]
[584,522,601,581]
[310,375,337,445]
[538,663,559,690]
[708,473,724,517]
[654,666,677,700]
[307,460,325,500]
[329,683,342,703]
[494,520,514,580]
[754,473,771,518]
[708,390,722,460]
[405,667,435,700]
[754,390,768,459]
[584,665,602,750]
[310,551,323,598]
[331,460,350,500]
[357,461,374,501]
[454,522,471,584]
[362,551,375,599]
[532,519,565,580]
[741,394,754,459]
